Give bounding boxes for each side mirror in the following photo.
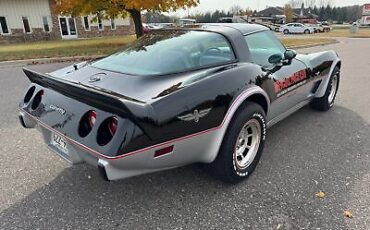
[284,49,297,61]
[268,53,283,65]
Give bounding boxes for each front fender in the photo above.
[301,51,341,98]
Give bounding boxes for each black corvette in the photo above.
[19,24,341,183]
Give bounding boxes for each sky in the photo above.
[170,0,370,16]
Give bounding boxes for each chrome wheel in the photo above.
[234,119,261,170]
[328,74,339,104]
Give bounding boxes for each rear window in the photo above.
[92,30,235,76]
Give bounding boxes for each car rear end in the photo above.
[18,69,182,181]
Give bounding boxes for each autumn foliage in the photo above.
[54,0,199,37]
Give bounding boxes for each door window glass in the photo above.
[245,31,286,67]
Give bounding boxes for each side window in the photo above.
[42,16,50,32]
[97,15,103,30]
[0,16,10,34]
[198,34,235,67]
[22,16,32,33]
[83,16,90,31]
[110,18,116,30]
[245,31,286,67]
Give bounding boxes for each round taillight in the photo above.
[31,90,44,110]
[24,86,36,104]
[97,117,118,146]
[78,110,97,137]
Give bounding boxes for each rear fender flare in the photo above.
[202,86,270,163]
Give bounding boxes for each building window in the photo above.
[83,16,90,30]
[42,16,50,32]
[22,16,32,33]
[110,18,116,30]
[97,15,103,30]
[0,16,10,34]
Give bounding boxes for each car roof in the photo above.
[199,23,270,35]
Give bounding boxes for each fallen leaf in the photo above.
[276,224,283,229]
[344,210,353,218]
[315,191,326,198]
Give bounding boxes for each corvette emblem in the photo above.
[177,108,212,123]
[89,75,101,83]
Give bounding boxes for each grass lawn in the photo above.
[0,35,336,62]
[0,36,135,62]
[314,27,370,38]
[281,37,337,48]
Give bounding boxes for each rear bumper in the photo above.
[18,110,219,181]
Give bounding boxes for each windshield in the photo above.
[92,30,236,76]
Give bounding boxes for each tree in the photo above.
[54,0,199,38]
[284,4,294,23]
[230,5,243,16]
[288,0,303,8]
[318,0,332,7]
[305,0,316,8]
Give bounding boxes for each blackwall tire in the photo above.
[206,102,267,184]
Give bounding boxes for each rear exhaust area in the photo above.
[19,111,37,128]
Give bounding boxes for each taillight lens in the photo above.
[97,117,118,146]
[88,111,97,127]
[31,90,44,110]
[108,117,118,136]
[78,110,97,137]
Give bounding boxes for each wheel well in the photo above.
[244,94,268,114]
[336,61,341,70]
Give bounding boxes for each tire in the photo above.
[304,29,310,34]
[283,29,289,34]
[206,102,267,184]
[311,67,340,111]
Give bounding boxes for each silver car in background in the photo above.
[280,23,315,34]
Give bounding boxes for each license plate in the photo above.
[51,133,69,155]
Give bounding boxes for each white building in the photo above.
[361,4,370,25]
[0,0,134,43]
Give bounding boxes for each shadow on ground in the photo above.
[1,106,369,229]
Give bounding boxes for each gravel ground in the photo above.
[0,38,370,230]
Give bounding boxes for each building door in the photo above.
[59,17,77,39]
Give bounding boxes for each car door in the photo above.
[244,31,310,121]
[294,24,304,33]
[286,23,294,33]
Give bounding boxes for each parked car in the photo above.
[309,23,324,33]
[320,21,332,32]
[19,24,341,183]
[280,23,315,34]
[218,17,234,23]
[142,23,160,33]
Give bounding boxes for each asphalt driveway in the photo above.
[1,38,370,229]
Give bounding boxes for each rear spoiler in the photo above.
[23,68,155,138]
